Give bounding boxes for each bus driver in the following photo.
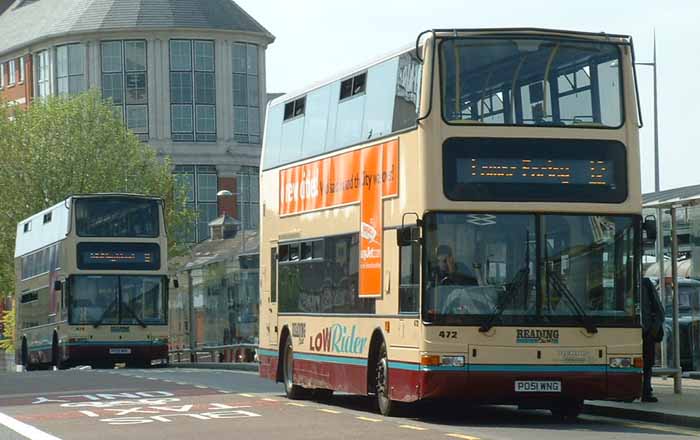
[433,244,478,286]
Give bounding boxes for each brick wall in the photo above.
[0,54,32,110]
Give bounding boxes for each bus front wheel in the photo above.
[550,400,583,421]
[282,337,309,400]
[375,341,398,416]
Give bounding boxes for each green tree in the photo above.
[0,91,194,301]
[0,299,16,352]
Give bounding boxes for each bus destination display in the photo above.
[457,158,614,187]
[77,242,160,270]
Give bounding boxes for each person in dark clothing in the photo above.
[432,244,477,286]
[641,277,665,403]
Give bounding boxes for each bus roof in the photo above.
[267,42,415,108]
[14,199,69,258]
[267,27,631,109]
[14,193,163,258]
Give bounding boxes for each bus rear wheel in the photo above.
[375,341,397,416]
[282,337,309,400]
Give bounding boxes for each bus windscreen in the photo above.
[75,197,159,237]
[440,37,622,127]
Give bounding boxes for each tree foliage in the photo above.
[0,304,16,352]
[0,91,194,300]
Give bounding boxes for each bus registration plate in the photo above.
[514,381,561,393]
[109,348,132,355]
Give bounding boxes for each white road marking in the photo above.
[195,385,208,389]
[399,424,427,431]
[261,398,278,402]
[79,411,100,418]
[446,434,480,440]
[238,393,254,397]
[286,402,306,407]
[317,408,340,414]
[0,411,63,440]
[356,416,382,423]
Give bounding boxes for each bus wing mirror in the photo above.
[54,280,62,291]
[643,215,657,243]
[397,227,413,247]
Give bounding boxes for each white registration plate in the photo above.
[109,348,132,355]
[514,380,561,393]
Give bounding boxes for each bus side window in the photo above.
[399,229,420,313]
[271,247,277,303]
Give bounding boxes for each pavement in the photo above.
[585,376,700,429]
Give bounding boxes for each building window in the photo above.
[19,57,25,83]
[232,43,260,144]
[237,166,259,230]
[174,165,219,242]
[101,40,148,141]
[170,40,216,142]
[56,44,85,95]
[35,51,50,98]
[0,63,4,89]
[8,60,15,85]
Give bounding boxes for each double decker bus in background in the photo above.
[15,194,169,369]
[258,28,652,418]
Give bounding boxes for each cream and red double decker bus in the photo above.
[259,28,650,418]
[15,193,169,369]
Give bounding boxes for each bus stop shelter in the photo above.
[643,192,700,394]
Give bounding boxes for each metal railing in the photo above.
[169,343,258,364]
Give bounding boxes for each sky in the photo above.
[238,0,699,195]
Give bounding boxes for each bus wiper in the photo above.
[93,298,119,328]
[479,267,529,333]
[120,302,147,328]
[547,271,598,334]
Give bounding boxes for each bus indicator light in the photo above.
[420,355,440,366]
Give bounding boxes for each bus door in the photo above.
[267,246,279,345]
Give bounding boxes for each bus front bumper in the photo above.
[390,366,641,403]
[64,342,169,365]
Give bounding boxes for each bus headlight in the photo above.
[441,355,465,367]
[609,357,633,368]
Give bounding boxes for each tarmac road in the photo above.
[1,367,698,440]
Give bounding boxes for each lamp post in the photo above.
[637,32,681,394]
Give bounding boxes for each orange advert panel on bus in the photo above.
[279,140,399,297]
